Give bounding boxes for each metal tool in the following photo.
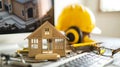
[0,53,32,67]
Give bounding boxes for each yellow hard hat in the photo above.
[56,4,96,33]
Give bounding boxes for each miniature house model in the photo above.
[12,0,37,21]
[0,0,54,33]
[0,0,52,21]
[0,0,37,21]
[27,21,67,57]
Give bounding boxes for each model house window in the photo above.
[55,39,64,49]
[42,39,48,50]
[31,39,38,49]
[100,0,120,12]
[45,28,49,35]
[55,39,64,43]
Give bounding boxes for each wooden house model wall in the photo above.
[27,21,67,57]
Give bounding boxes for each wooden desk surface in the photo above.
[0,35,120,67]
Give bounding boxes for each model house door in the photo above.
[27,8,33,18]
[42,39,53,53]
[4,5,8,11]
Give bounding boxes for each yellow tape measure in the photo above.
[65,26,83,44]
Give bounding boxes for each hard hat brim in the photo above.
[91,27,101,34]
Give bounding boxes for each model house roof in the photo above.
[27,21,67,39]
